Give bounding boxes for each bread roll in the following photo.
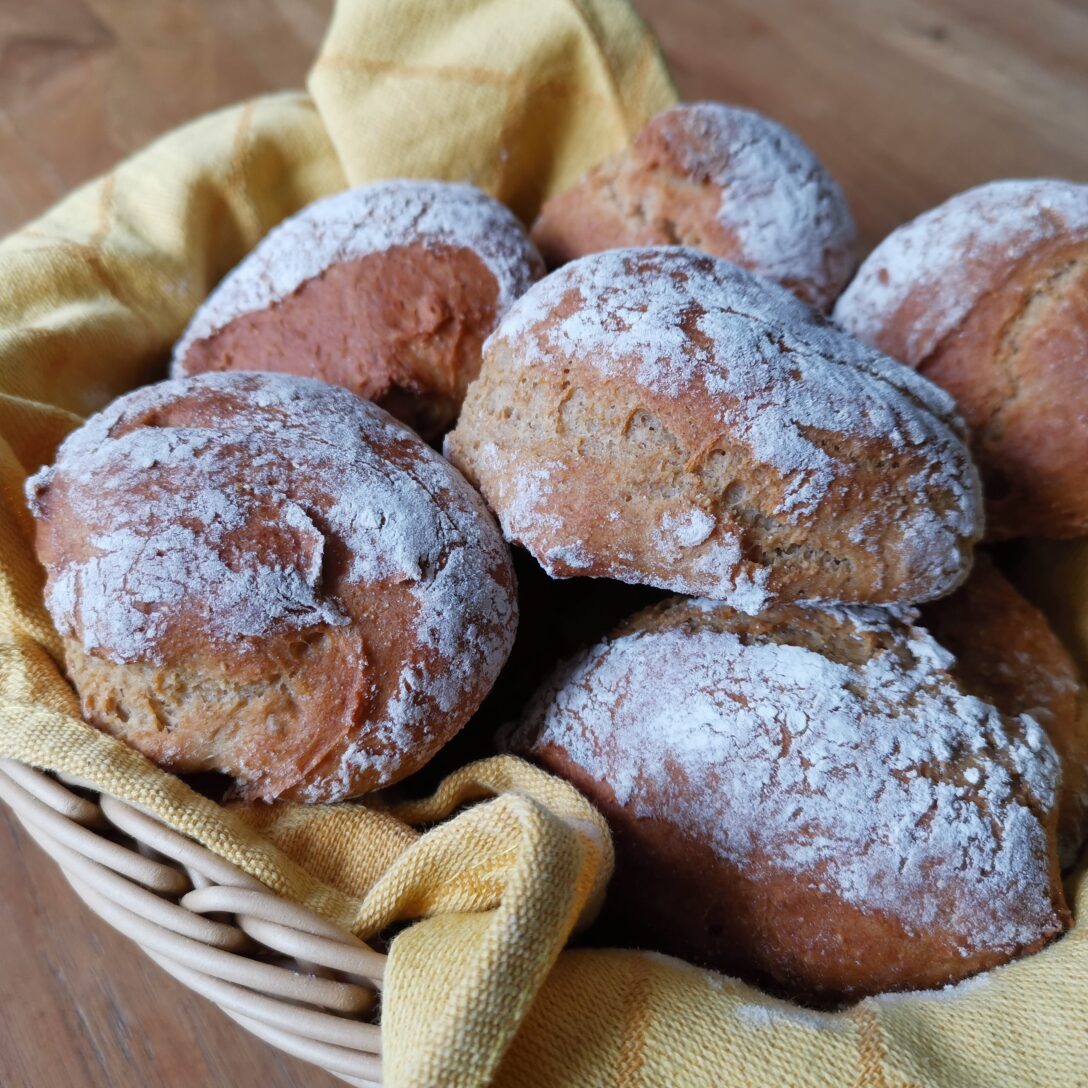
[510,596,1068,1002]
[834,179,1088,538]
[531,102,856,309]
[922,553,1088,868]
[172,180,545,440]
[26,371,517,802]
[446,247,982,613]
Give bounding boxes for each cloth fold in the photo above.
[0,1,1084,1086]
[308,0,677,220]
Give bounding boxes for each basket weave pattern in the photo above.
[0,758,385,1086]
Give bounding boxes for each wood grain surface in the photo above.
[1,1,1086,1085]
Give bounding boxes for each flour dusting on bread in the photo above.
[449,247,981,609]
[172,180,543,370]
[668,103,855,297]
[515,597,1062,954]
[834,178,1088,362]
[492,248,971,518]
[27,372,517,800]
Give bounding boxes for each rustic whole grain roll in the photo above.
[531,102,856,309]
[833,179,1088,539]
[445,247,982,613]
[172,180,545,440]
[26,371,517,802]
[921,553,1088,869]
[509,596,1069,1002]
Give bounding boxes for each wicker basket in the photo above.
[0,758,385,1086]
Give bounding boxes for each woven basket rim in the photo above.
[0,758,385,1087]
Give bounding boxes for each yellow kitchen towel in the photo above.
[0,0,1084,1086]
[308,0,677,220]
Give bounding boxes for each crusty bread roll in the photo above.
[922,553,1088,869]
[509,596,1069,1002]
[26,371,517,802]
[833,179,1088,539]
[172,180,545,440]
[445,247,982,613]
[531,102,856,309]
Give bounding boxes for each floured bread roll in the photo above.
[532,102,856,310]
[834,179,1088,538]
[26,372,517,802]
[509,596,1069,1002]
[172,180,544,440]
[922,553,1088,869]
[446,247,982,613]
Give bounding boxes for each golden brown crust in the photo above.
[531,102,856,310]
[446,248,982,612]
[172,180,544,441]
[834,179,1088,538]
[922,553,1088,868]
[510,597,1068,1002]
[919,245,1088,538]
[26,372,518,802]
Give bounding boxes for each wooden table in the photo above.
[1,2,1086,1084]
